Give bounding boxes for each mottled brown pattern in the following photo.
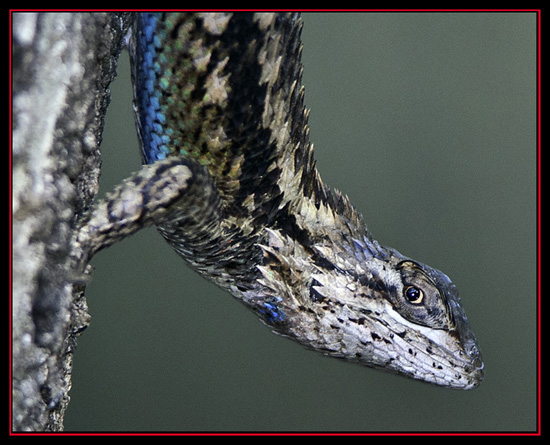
[75,12,483,389]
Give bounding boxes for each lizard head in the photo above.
[255,229,484,390]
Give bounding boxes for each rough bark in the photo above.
[11,11,132,432]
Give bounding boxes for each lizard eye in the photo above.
[404,285,423,304]
[392,261,453,329]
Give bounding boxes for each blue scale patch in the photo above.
[135,13,170,164]
[258,297,286,324]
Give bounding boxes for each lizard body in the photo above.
[76,12,483,389]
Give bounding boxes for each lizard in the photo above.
[75,12,484,389]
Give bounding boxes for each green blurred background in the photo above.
[64,12,537,432]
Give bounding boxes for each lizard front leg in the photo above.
[74,157,221,262]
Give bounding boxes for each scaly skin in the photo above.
[76,12,483,389]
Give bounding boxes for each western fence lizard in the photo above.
[75,12,484,389]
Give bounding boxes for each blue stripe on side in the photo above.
[134,13,170,164]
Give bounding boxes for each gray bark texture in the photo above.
[11,12,132,431]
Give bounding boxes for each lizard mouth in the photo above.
[445,284,484,388]
[457,331,485,389]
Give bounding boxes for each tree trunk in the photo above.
[11,11,132,432]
